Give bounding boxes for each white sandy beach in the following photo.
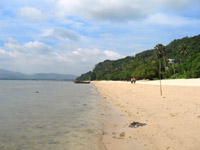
[137,78,200,87]
[93,79,200,150]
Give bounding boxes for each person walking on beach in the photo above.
[133,77,136,84]
[131,78,133,84]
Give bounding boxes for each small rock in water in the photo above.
[36,91,39,93]
[129,122,147,128]
[48,141,60,145]
[85,129,94,133]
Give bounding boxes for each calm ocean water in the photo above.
[0,80,104,150]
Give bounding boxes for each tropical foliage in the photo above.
[76,34,200,81]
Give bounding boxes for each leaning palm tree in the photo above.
[155,44,165,96]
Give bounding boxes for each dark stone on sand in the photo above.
[119,132,125,137]
[129,122,147,128]
[83,104,87,106]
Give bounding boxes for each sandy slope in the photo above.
[93,79,200,150]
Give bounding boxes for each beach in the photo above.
[93,79,200,150]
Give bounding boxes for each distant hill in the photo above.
[0,69,77,80]
[77,34,200,81]
[0,69,29,79]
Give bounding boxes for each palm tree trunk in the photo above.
[159,59,162,96]
[163,56,167,79]
[163,56,167,71]
[173,63,176,78]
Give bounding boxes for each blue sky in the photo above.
[0,0,200,75]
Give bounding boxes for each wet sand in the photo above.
[93,79,200,150]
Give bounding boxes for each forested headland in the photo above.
[76,34,200,81]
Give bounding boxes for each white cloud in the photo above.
[4,41,51,54]
[53,48,123,63]
[55,0,197,21]
[146,13,196,26]
[19,7,46,21]
[56,0,152,21]
[0,40,123,74]
[42,28,81,41]
[0,48,6,56]
[6,38,18,44]
[4,43,25,52]
[152,0,190,9]
[24,41,52,54]
[0,48,18,58]
[103,50,122,59]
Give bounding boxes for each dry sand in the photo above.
[93,79,200,150]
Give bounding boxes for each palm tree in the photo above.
[179,44,188,75]
[162,46,167,72]
[155,44,164,96]
[179,44,188,64]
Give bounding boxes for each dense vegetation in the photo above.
[76,34,200,81]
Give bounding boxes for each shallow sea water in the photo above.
[0,80,104,150]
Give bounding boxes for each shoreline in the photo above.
[93,79,200,150]
[98,89,149,150]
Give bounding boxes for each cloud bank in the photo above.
[55,0,198,21]
[0,40,123,74]
[19,7,46,21]
[0,0,200,75]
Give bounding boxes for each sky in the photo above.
[0,0,200,75]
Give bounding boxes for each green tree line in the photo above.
[76,34,200,81]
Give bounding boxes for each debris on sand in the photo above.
[119,132,125,137]
[129,122,147,128]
